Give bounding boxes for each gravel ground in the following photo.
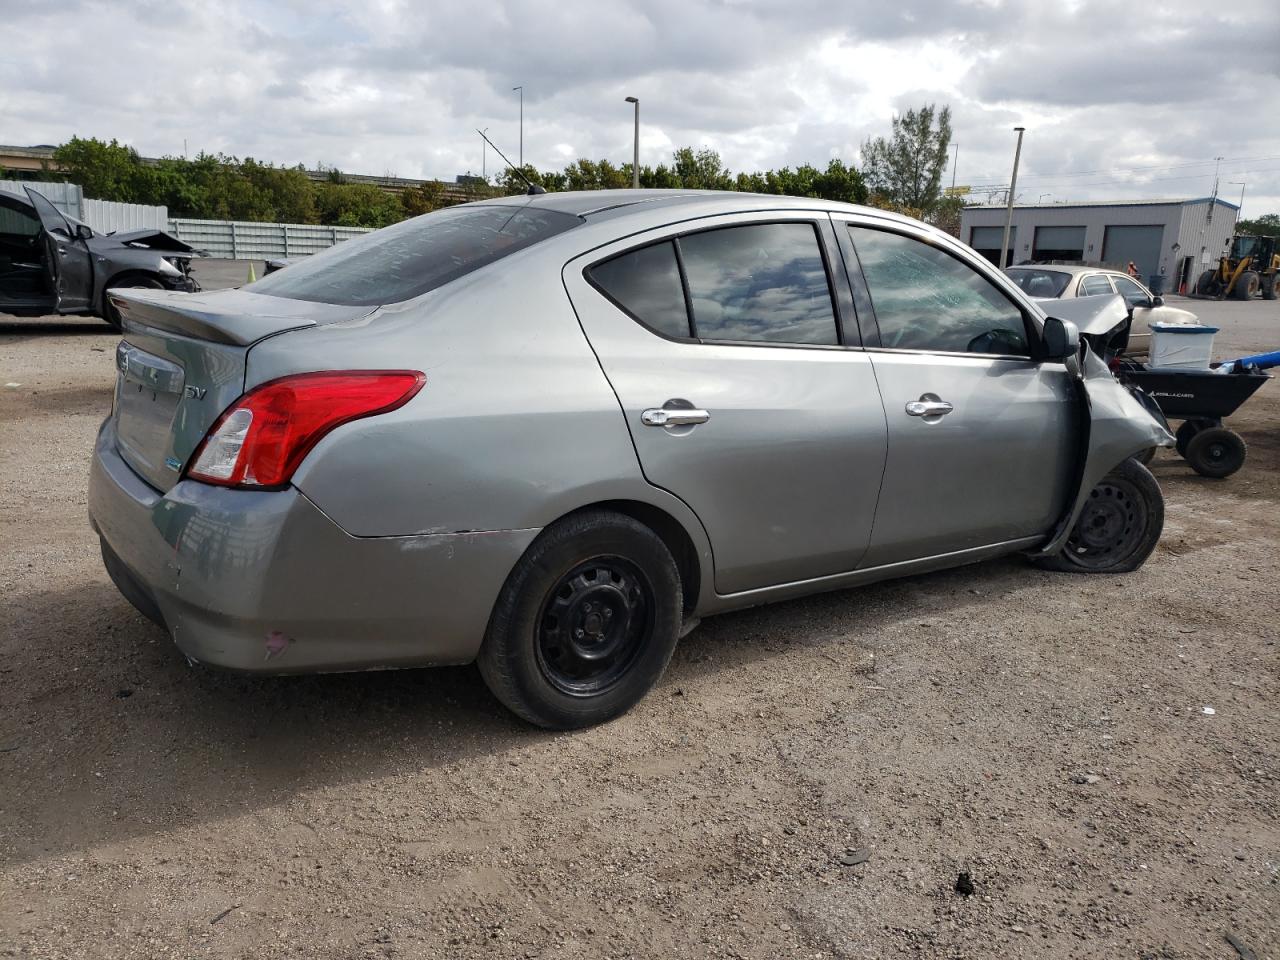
[1,272,1277,959]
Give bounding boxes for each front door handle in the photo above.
[642,406,711,427]
[905,395,954,418]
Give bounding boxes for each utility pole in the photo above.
[512,86,524,167]
[481,127,489,180]
[999,127,1025,270]
[950,142,959,190]
[625,97,640,189]
[1228,180,1246,218]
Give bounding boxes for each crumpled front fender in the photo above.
[1029,348,1174,558]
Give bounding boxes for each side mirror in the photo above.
[75,223,94,241]
[1151,295,1164,307]
[1042,316,1080,362]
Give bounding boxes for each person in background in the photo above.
[1127,260,1140,278]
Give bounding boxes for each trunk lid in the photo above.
[108,288,373,491]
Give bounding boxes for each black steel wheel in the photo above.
[478,510,682,729]
[1185,426,1247,479]
[535,557,653,697]
[1039,458,1164,574]
[101,274,164,331]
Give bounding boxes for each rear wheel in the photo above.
[101,274,164,331]
[1232,270,1260,300]
[1039,458,1164,574]
[477,510,682,729]
[1262,273,1278,301]
[1184,427,1247,478]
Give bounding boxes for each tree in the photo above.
[52,137,148,202]
[860,104,952,214]
[1236,213,1280,237]
[671,147,733,190]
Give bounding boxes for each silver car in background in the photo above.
[89,191,1171,729]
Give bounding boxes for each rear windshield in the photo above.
[1004,268,1071,298]
[247,204,581,306]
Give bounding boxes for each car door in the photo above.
[835,217,1079,567]
[564,214,888,596]
[24,187,93,313]
[1111,274,1156,354]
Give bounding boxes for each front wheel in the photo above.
[1232,270,1259,300]
[478,510,682,729]
[1194,270,1218,296]
[1039,458,1164,574]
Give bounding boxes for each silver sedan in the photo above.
[89,190,1171,728]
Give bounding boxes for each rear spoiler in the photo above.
[107,288,371,347]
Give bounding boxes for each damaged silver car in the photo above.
[89,190,1172,729]
[0,186,200,328]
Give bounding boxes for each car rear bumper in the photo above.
[88,418,537,673]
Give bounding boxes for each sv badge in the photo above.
[184,385,207,400]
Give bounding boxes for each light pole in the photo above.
[481,127,489,180]
[625,96,639,189]
[950,142,959,190]
[512,86,524,167]
[999,126,1026,270]
[1038,193,1052,203]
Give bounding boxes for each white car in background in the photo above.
[1004,265,1198,356]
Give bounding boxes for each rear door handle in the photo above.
[905,396,954,418]
[642,406,711,427]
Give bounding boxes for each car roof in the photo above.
[469,188,922,227]
[1006,264,1128,278]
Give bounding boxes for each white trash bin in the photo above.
[1149,322,1219,370]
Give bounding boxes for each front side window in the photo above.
[248,204,581,306]
[1112,275,1150,307]
[1080,275,1114,297]
[849,226,1030,357]
[587,241,691,339]
[679,223,838,345]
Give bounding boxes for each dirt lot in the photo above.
[1,282,1277,959]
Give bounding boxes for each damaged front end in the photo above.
[1029,297,1175,559]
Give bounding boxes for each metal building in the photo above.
[960,197,1239,294]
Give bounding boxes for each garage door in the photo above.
[1102,225,1163,278]
[969,225,1016,266]
[1032,225,1085,262]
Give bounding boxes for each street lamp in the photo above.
[999,126,1026,270]
[1228,180,1246,217]
[512,85,524,167]
[624,96,639,189]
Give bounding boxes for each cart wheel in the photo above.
[1185,427,1247,479]
[1132,446,1156,465]
[1174,419,1212,458]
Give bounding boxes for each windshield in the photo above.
[1230,236,1261,260]
[247,203,581,306]
[1004,268,1071,299]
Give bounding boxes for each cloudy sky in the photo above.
[3,0,1278,216]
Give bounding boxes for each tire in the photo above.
[1039,458,1164,574]
[1184,427,1247,479]
[1175,419,1210,458]
[1262,274,1278,301]
[1132,446,1156,466]
[477,510,683,729]
[1194,270,1218,296]
[101,274,164,331]
[1231,270,1259,301]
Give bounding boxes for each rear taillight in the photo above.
[187,370,425,488]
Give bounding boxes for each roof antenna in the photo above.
[476,128,545,195]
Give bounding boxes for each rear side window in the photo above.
[680,223,838,345]
[247,204,581,306]
[1080,275,1114,296]
[587,241,691,338]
